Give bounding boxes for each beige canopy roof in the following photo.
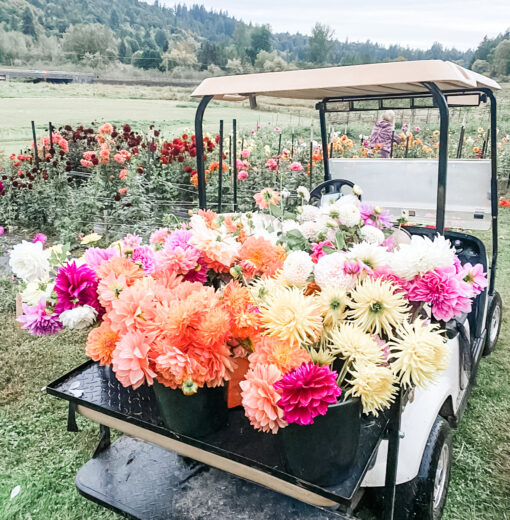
[191,60,500,101]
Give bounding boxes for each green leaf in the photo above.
[335,230,346,250]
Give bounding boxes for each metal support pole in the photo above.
[232,119,238,212]
[31,121,40,169]
[194,95,213,209]
[317,102,331,181]
[383,389,404,520]
[218,120,223,213]
[390,131,395,158]
[479,89,498,295]
[423,82,449,234]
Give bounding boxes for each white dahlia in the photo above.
[389,234,456,281]
[59,305,98,330]
[281,219,300,233]
[9,241,50,282]
[300,221,321,241]
[296,186,310,202]
[282,251,314,287]
[21,281,55,306]
[314,252,356,290]
[347,242,389,270]
[360,225,385,245]
[298,204,321,223]
[338,204,361,227]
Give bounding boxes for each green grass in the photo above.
[0,211,510,519]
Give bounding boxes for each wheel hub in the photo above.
[490,305,501,343]
[433,443,449,509]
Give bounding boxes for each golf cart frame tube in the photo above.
[318,103,331,181]
[479,88,498,295]
[195,95,213,209]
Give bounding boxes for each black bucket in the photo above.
[153,381,228,438]
[279,398,362,486]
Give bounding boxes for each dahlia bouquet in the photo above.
[10,184,487,429]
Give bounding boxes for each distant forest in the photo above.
[0,0,509,78]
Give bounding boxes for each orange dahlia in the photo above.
[249,336,310,373]
[238,236,286,279]
[86,321,119,366]
[96,257,144,286]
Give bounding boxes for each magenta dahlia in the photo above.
[132,246,157,274]
[54,261,102,316]
[274,362,342,426]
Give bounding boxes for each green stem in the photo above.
[336,359,351,387]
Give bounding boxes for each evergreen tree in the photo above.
[154,29,169,52]
[21,7,37,39]
[247,25,272,63]
[133,48,162,70]
[307,23,334,64]
[110,9,120,29]
[118,39,128,63]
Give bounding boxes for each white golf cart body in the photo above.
[326,158,491,486]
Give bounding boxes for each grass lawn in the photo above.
[0,209,509,519]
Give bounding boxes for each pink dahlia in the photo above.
[360,204,392,229]
[150,227,169,246]
[122,233,142,250]
[310,240,334,263]
[459,263,488,296]
[165,228,192,250]
[407,265,472,322]
[32,233,47,245]
[54,261,102,316]
[84,247,119,272]
[17,300,62,336]
[112,330,156,389]
[274,362,341,426]
[132,246,157,274]
[371,265,410,294]
[240,364,287,434]
[289,161,303,172]
[182,255,208,283]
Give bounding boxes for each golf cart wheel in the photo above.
[393,416,452,520]
[483,291,502,356]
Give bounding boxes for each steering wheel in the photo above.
[309,179,359,204]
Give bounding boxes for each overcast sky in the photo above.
[157,0,509,50]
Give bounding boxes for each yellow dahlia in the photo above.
[260,286,323,347]
[345,361,397,416]
[249,274,287,305]
[329,322,385,365]
[308,346,336,366]
[389,319,449,388]
[348,278,410,337]
[317,286,349,329]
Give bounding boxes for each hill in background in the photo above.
[0,0,508,79]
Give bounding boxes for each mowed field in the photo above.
[0,81,309,154]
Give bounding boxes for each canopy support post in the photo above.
[423,82,449,234]
[480,88,498,295]
[317,101,331,181]
[195,95,213,210]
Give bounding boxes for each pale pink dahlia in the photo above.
[132,246,157,274]
[84,247,119,272]
[240,364,287,434]
[459,263,488,296]
[112,330,156,389]
[274,362,341,426]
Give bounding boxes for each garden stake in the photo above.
[308,139,313,191]
[218,120,223,213]
[481,132,488,158]
[31,120,39,169]
[291,130,294,158]
[233,119,238,212]
[404,133,410,158]
[390,131,395,158]
[456,124,465,158]
[49,122,54,153]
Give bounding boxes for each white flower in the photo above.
[298,204,321,223]
[300,221,321,240]
[338,204,361,227]
[389,235,456,281]
[347,242,389,270]
[21,281,54,305]
[281,219,300,233]
[264,145,271,156]
[314,252,356,290]
[336,194,360,207]
[281,188,291,199]
[297,186,310,202]
[59,305,98,330]
[360,225,385,245]
[283,251,314,287]
[352,185,363,197]
[9,241,50,282]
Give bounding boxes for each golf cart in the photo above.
[47,60,502,520]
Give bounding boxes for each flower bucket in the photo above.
[152,381,228,438]
[279,397,362,486]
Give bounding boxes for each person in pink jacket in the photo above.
[368,110,402,158]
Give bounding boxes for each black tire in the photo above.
[483,291,502,356]
[391,416,452,520]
